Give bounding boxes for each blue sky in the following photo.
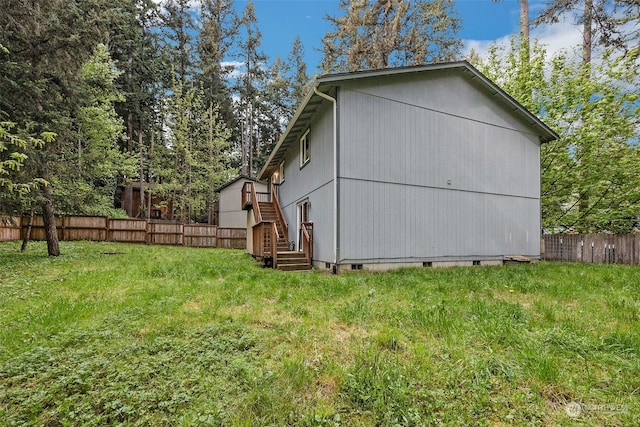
[231,0,583,73]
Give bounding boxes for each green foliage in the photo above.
[51,45,136,216]
[320,0,462,72]
[477,39,640,233]
[0,122,52,195]
[1,241,640,425]
[155,81,233,222]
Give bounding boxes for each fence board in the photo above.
[109,218,147,243]
[217,227,247,249]
[21,216,64,241]
[0,214,246,249]
[0,216,21,242]
[62,216,108,241]
[543,233,640,265]
[184,224,217,248]
[149,222,183,245]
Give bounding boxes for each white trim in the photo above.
[313,87,338,266]
[296,199,310,251]
[299,129,310,167]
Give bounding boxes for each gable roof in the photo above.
[258,61,559,180]
[214,175,265,193]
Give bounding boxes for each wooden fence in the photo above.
[0,216,21,242]
[543,233,640,265]
[0,215,246,249]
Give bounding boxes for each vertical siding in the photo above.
[219,180,267,228]
[338,74,542,264]
[278,102,335,264]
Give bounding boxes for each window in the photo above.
[279,161,285,183]
[271,161,285,185]
[300,129,310,167]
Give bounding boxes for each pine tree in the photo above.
[197,0,239,123]
[0,0,141,255]
[320,0,462,72]
[286,36,311,109]
[236,0,268,176]
[161,0,196,85]
[156,82,232,222]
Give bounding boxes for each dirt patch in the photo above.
[183,300,202,311]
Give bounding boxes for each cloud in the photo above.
[221,61,246,79]
[463,19,583,62]
[151,0,200,11]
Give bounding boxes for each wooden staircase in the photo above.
[243,182,312,272]
[258,201,311,272]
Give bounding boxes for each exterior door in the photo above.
[297,200,309,251]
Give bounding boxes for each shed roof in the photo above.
[258,61,559,180]
[214,175,265,193]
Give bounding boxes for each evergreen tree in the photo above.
[197,0,239,123]
[235,0,268,176]
[320,0,462,72]
[161,0,196,85]
[111,0,165,218]
[0,0,139,255]
[286,36,311,109]
[156,81,233,222]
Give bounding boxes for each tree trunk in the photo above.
[520,0,530,66]
[20,209,34,253]
[148,129,154,221]
[139,124,145,218]
[42,183,60,256]
[583,0,593,65]
[579,0,593,215]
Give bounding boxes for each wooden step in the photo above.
[278,263,312,272]
[277,251,308,261]
[276,250,311,271]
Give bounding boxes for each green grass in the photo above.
[1,241,639,426]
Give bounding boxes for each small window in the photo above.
[300,129,310,167]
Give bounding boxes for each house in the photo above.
[216,175,267,228]
[244,61,559,272]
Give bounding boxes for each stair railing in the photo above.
[271,222,279,269]
[271,185,288,240]
[242,181,252,210]
[301,222,313,265]
[243,182,263,224]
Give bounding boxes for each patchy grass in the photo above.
[1,241,639,426]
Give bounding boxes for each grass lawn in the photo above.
[1,241,639,426]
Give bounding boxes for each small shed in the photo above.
[216,176,267,228]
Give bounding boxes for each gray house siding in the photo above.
[337,73,542,265]
[277,102,335,264]
[219,179,267,228]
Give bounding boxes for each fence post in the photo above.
[612,244,616,264]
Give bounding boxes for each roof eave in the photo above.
[258,83,327,180]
